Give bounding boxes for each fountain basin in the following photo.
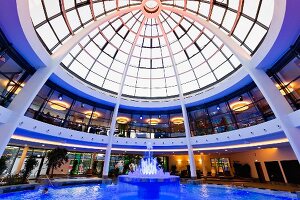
[118,175,180,199]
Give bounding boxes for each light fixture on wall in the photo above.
[275,83,294,95]
[2,81,25,94]
[116,116,130,124]
[139,115,143,120]
[49,100,70,111]
[146,118,160,125]
[84,111,102,119]
[230,101,250,112]
[170,117,184,125]
[58,94,63,101]
[198,158,202,164]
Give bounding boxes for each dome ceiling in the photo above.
[29,0,274,100]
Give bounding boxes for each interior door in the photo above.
[264,161,285,182]
[255,162,266,182]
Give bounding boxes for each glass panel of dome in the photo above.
[28,0,45,25]
[180,70,197,84]
[194,65,211,79]
[86,72,104,87]
[233,16,253,42]
[85,42,101,58]
[135,88,150,97]
[66,10,82,31]
[62,54,73,67]
[243,0,260,19]
[152,69,164,78]
[77,52,94,69]
[43,0,60,17]
[123,85,135,96]
[177,61,191,74]
[167,86,178,96]
[199,2,210,18]
[187,1,199,13]
[92,62,108,77]
[78,6,93,24]
[222,10,236,32]
[69,60,88,78]
[166,77,177,87]
[110,61,125,73]
[92,2,105,17]
[152,79,166,88]
[214,62,234,80]
[245,24,267,51]
[152,88,167,97]
[198,73,216,88]
[211,6,225,24]
[258,0,274,25]
[208,52,227,70]
[107,71,122,84]
[228,0,239,10]
[36,24,58,50]
[124,76,136,86]
[103,79,119,93]
[190,53,205,68]
[182,80,199,94]
[174,51,187,64]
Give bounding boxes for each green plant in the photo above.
[46,147,69,178]
[0,156,8,175]
[70,160,79,175]
[4,174,23,185]
[21,155,38,183]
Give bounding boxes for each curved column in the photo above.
[0,63,58,156]
[246,67,300,161]
[102,17,147,178]
[157,18,196,178]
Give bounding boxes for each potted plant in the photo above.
[0,156,8,176]
[46,147,69,178]
[21,155,38,183]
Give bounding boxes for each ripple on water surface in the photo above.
[0,184,297,200]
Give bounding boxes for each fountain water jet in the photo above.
[118,143,180,199]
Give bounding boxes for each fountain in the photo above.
[118,143,180,199]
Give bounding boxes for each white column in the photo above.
[157,18,197,178]
[246,67,300,162]
[102,17,146,178]
[0,64,58,156]
[15,145,29,174]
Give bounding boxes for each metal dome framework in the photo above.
[29,0,274,100]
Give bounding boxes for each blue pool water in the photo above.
[0,184,297,200]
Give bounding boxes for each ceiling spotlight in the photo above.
[216,106,220,110]
[140,115,143,120]
[58,94,63,101]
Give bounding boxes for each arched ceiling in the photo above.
[28,0,274,100]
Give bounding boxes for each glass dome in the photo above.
[29,0,274,99]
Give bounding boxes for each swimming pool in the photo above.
[0,184,297,200]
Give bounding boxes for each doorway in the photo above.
[280,160,300,184]
[264,161,285,182]
[255,162,265,182]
